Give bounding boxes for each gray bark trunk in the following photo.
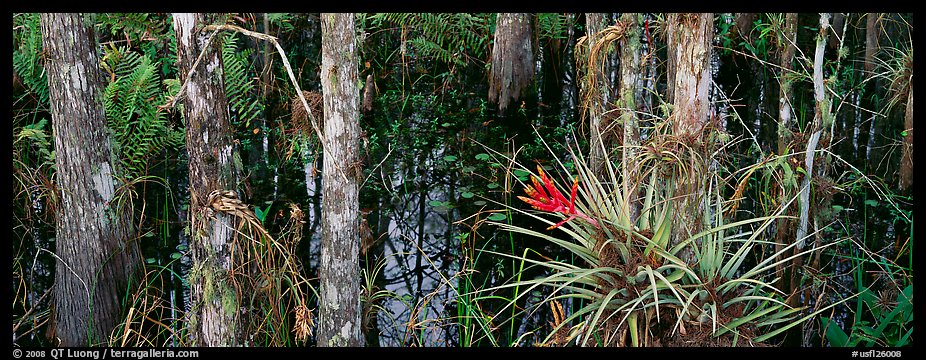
[618,13,642,223]
[777,13,798,155]
[318,13,362,347]
[668,13,713,252]
[796,13,832,251]
[173,12,245,347]
[775,12,799,293]
[670,13,712,139]
[586,13,613,179]
[41,12,141,346]
[488,13,535,114]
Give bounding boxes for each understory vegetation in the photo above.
[12,12,913,348]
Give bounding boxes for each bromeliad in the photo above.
[517,165,600,230]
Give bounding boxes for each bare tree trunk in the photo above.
[318,13,362,347]
[803,14,845,347]
[775,12,798,294]
[667,13,713,253]
[173,13,245,347]
[899,87,913,191]
[586,13,614,178]
[777,13,798,156]
[796,13,833,251]
[670,13,712,139]
[864,13,880,75]
[618,13,642,223]
[488,13,535,115]
[41,12,141,346]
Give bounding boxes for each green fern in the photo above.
[372,13,491,67]
[267,13,295,32]
[13,13,49,106]
[97,13,176,78]
[222,32,265,129]
[15,118,55,167]
[536,13,569,41]
[102,45,183,181]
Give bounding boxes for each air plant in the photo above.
[477,128,848,347]
[517,165,600,230]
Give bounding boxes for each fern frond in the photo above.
[13,13,49,106]
[221,32,264,129]
[101,46,179,181]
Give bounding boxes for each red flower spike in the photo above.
[517,166,600,230]
[537,166,569,206]
[568,176,578,214]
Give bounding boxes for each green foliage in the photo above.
[102,45,183,180]
[15,119,55,167]
[715,14,736,54]
[97,13,177,79]
[741,17,774,61]
[822,285,913,347]
[222,33,265,129]
[480,128,840,346]
[96,13,168,46]
[266,13,295,32]
[367,13,491,67]
[536,13,569,41]
[13,13,49,106]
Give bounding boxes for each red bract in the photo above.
[517,165,600,230]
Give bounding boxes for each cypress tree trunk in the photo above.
[618,13,643,223]
[488,13,535,116]
[796,13,833,252]
[667,13,713,253]
[665,14,677,104]
[41,12,142,346]
[173,12,245,347]
[670,13,712,140]
[318,12,362,347]
[862,13,882,164]
[864,13,880,75]
[586,13,613,178]
[775,12,799,294]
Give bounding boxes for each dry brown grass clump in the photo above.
[291,90,324,136]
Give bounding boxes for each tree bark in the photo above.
[667,13,713,253]
[173,13,245,347]
[665,14,677,104]
[777,13,798,156]
[670,13,712,139]
[796,13,832,251]
[318,13,363,347]
[586,13,614,179]
[488,13,535,115]
[864,13,880,74]
[775,12,798,293]
[40,12,141,346]
[618,13,643,223]
[899,87,913,191]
